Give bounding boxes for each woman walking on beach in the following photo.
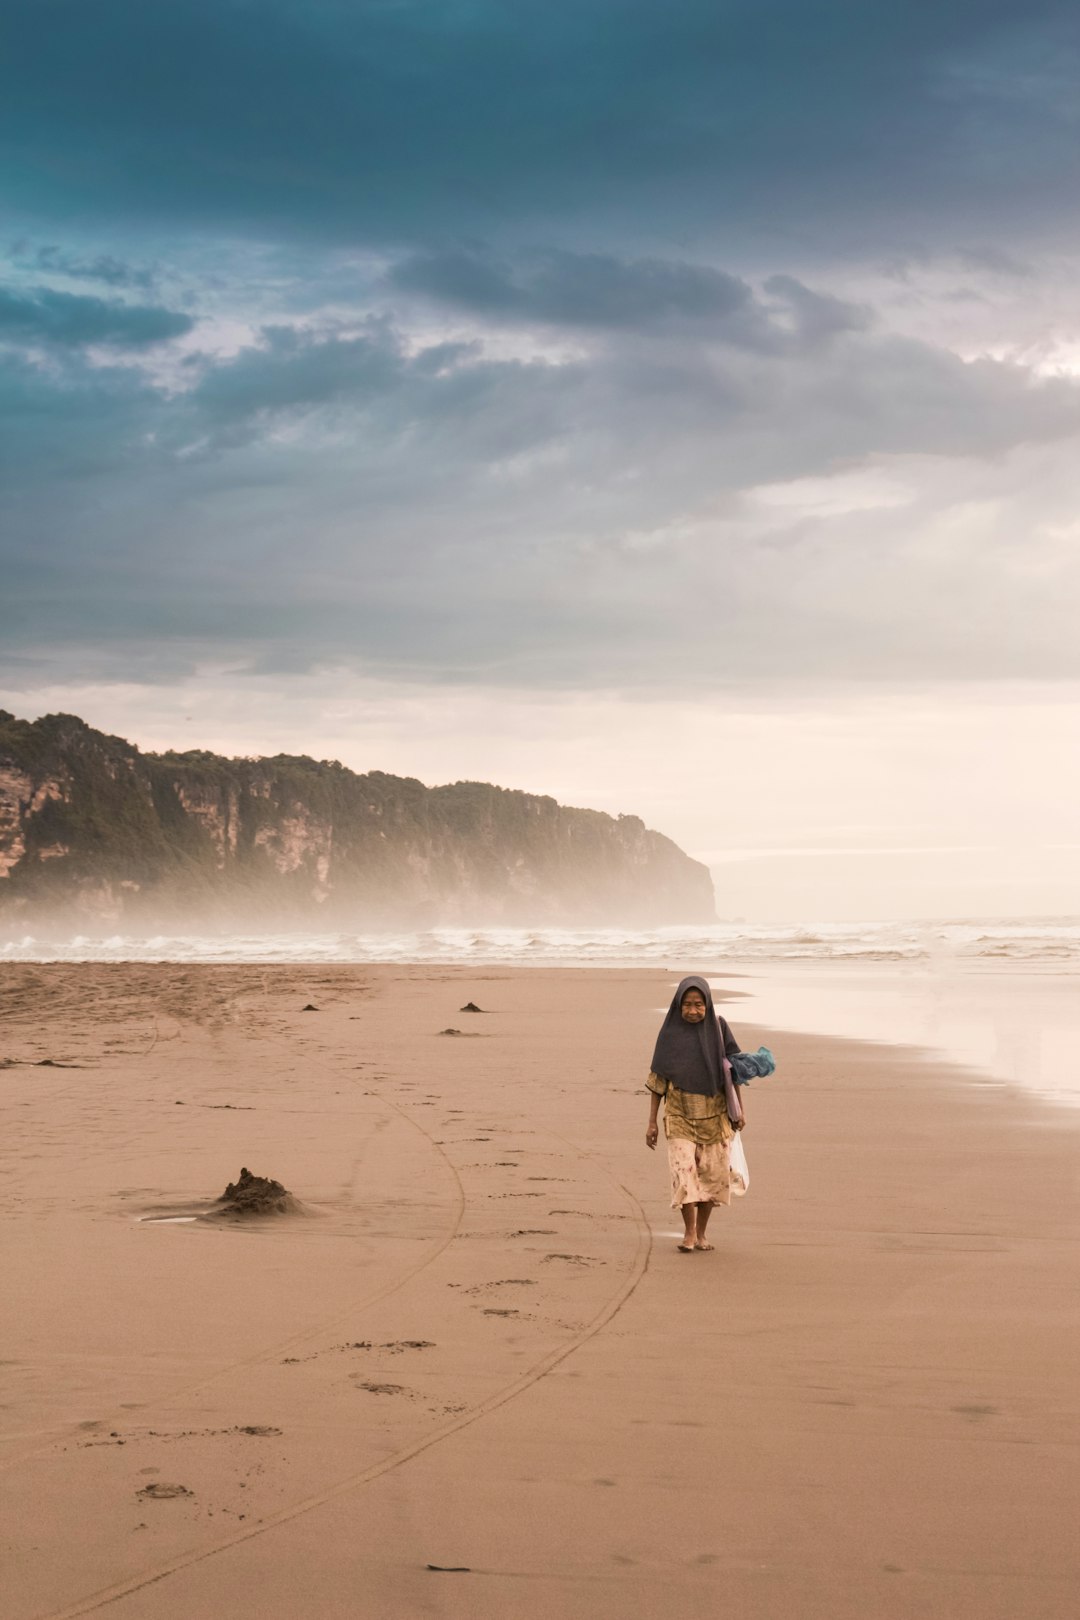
[645,975,747,1252]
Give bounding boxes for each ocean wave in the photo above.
[2,918,1079,966]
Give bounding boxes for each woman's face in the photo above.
[680,988,707,1023]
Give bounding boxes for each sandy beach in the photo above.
[2,962,1078,1620]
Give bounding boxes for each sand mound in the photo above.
[213,1167,303,1217]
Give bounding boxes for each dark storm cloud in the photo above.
[388,249,769,338]
[4,1,1079,250]
[0,285,193,348]
[4,1,1080,697]
[386,249,877,352]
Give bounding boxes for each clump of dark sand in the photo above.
[459,1002,485,1013]
[214,1167,302,1217]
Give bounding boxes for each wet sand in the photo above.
[1,962,1077,1620]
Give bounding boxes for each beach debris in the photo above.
[215,1166,295,1217]
[338,1340,434,1354]
[0,1057,85,1069]
[356,1381,405,1395]
[437,1028,481,1036]
[136,1482,193,1500]
[134,1425,282,1441]
[301,1003,319,1012]
[427,1565,471,1573]
[459,1002,485,1013]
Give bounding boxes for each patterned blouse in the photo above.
[647,1071,735,1148]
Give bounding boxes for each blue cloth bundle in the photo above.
[731,1046,776,1084]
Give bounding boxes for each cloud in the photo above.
[0,285,193,348]
[9,240,158,290]
[388,248,769,338]
[4,1,1079,253]
[4,3,1080,711]
[762,276,871,343]
[388,249,874,351]
[3,286,1080,689]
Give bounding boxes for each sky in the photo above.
[3,0,1080,920]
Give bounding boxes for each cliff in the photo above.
[0,711,715,929]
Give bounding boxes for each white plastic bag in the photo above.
[730,1131,750,1196]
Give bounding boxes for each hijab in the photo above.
[650,974,744,1126]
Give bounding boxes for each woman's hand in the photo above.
[645,1123,659,1150]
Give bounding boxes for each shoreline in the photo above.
[721,958,1080,1113]
[4,941,1077,1110]
[3,963,1078,1619]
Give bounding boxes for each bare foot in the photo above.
[694,1240,715,1251]
[677,1241,696,1253]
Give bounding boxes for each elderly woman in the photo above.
[645,975,747,1252]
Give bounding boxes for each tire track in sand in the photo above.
[36,1140,652,1620]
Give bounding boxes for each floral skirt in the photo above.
[667,1136,747,1208]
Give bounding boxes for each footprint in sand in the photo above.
[464,1278,536,1295]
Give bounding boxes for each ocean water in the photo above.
[3,918,1077,1108]
[2,917,1080,966]
[723,960,1080,1111]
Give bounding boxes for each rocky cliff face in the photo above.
[0,712,715,929]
